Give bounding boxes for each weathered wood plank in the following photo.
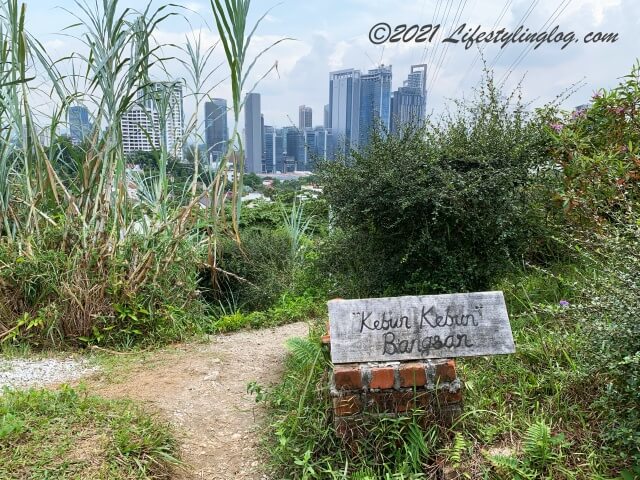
[328,291,515,364]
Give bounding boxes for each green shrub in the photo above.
[209,228,295,312]
[549,60,640,227]
[0,226,206,348]
[565,223,640,464]
[544,61,640,464]
[211,196,327,313]
[317,72,554,297]
[211,293,324,333]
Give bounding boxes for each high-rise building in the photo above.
[38,127,52,147]
[244,92,262,173]
[121,104,160,155]
[298,105,312,130]
[274,128,285,173]
[302,126,333,168]
[263,125,274,173]
[145,81,184,161]
[68,105,91,145]
[317,127,334,161]
[204,99,228,163]
[329,69,361,157]
[359,65,392,149]
[282,126,305,171]
[261,114,265,171]
[303,128,317,167]
[390,64,427,133]
[121,81,184,161]
[323,104,330,129]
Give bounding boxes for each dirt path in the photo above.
[87,322,309,479]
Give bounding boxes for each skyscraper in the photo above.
[264,125,275,173]
[329,69,361,156]
[303,126,333,168]
[204,98,228,163]
[303,128,317,166]
[390,64,427,133]
[283,126,305,171]
[359,65,392,149]
[298,105,312,130]
[274,128,284,173]
[261,113,265,171]
[68,105,91,145]
[121,81,184,161]
[244,92,262,173]
[323,104,330,129]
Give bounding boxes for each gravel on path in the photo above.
[0,357,98,390]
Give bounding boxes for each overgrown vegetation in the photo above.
[0,0,293,349]
[262,328,449,479]
[0,386,179,479]
[261,63,640,479]
[1,0,639,477]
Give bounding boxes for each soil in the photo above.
[85,322,309,479]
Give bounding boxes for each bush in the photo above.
[549,60,640,227]
[545,61,640,463]
[209,228,295,312]
[317,72,554,297]
[208,197,328,313]
[211,293,324,333]
[565,223,640,464]
[0,225,206,348]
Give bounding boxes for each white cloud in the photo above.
[183,2,205,14]
[565,0,622,26]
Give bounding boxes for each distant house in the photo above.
[242,192,271,204]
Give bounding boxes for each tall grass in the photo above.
[0,0,282,347]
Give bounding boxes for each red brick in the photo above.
[434,359,457,383]
[334,365,362,390]
[366,392,395,412]
[437,389,463,405]
[333,395,362,416]
[370,366,395,389]
[367,391,428,413]
[392,391,418,412]
[399,362,427,388]
[413,391,432,409]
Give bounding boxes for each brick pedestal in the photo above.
[330,359,462,438]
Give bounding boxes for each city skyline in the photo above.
[65,60,428,173]
[27,1,639,131]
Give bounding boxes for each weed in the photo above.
[0,385,179,479]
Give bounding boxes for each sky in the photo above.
[24,0,640,131]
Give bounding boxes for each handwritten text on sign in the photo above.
[328,291,515,364]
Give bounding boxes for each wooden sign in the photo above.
[328,291,515,364]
